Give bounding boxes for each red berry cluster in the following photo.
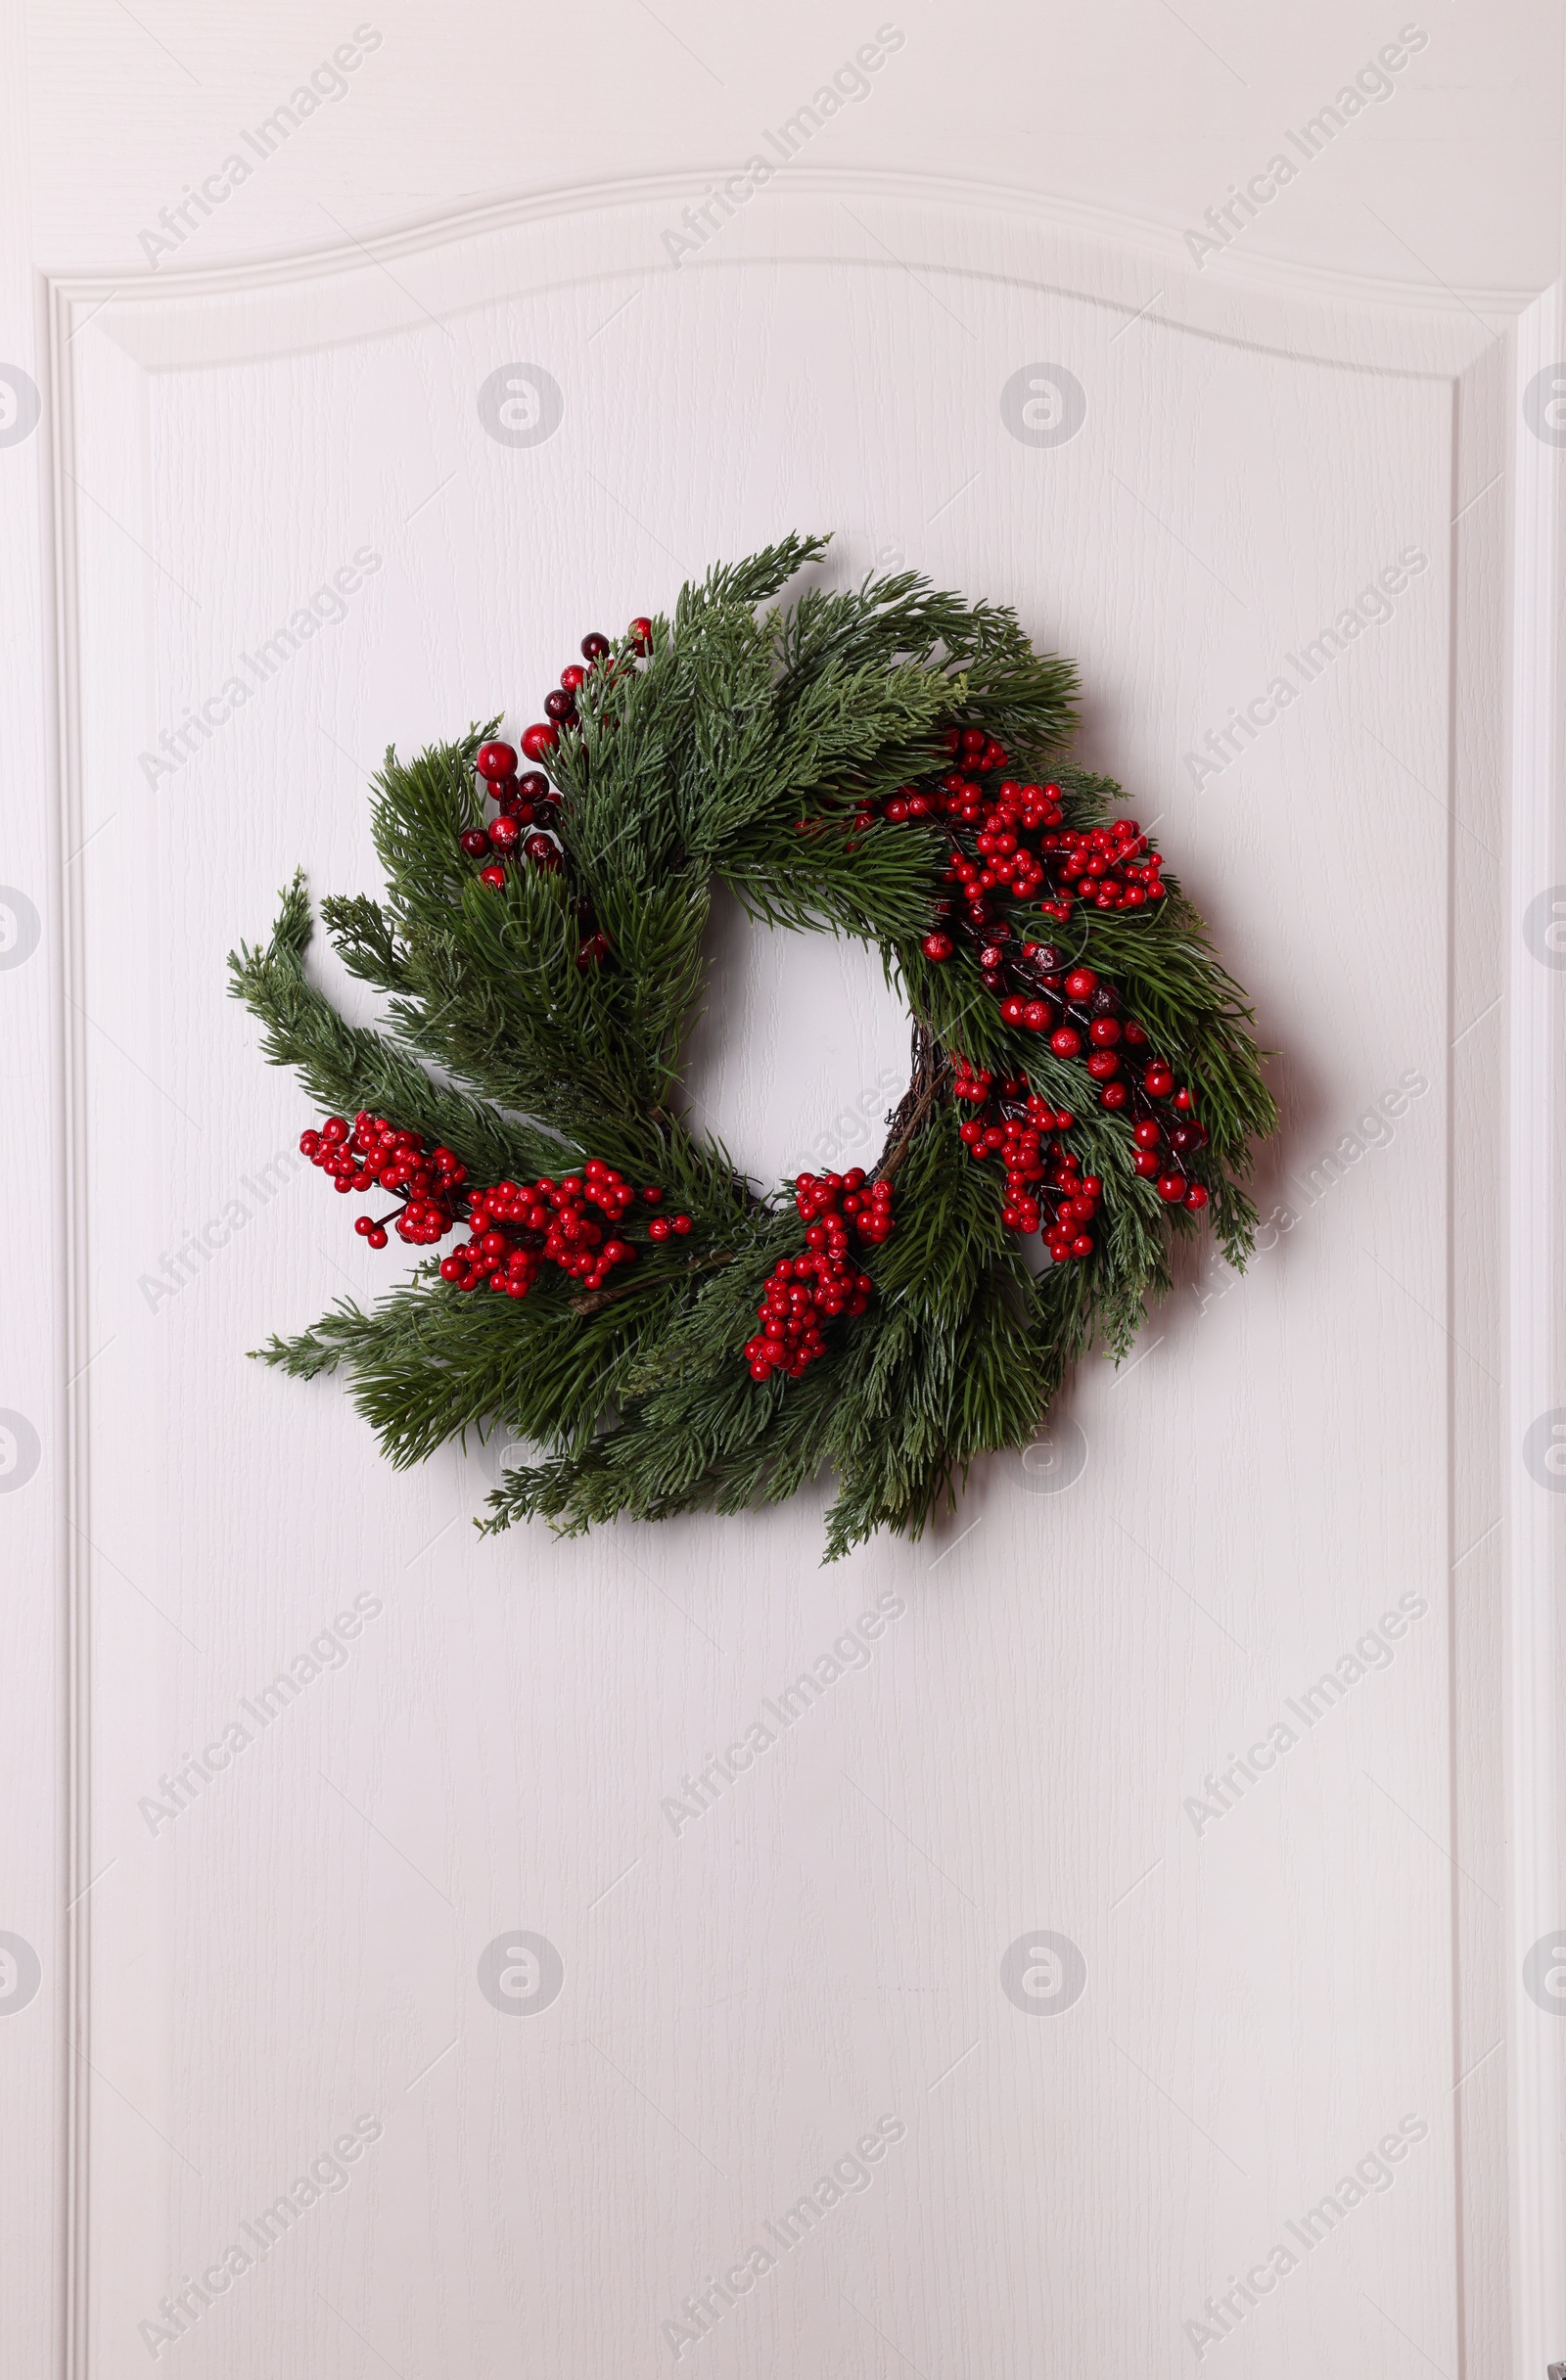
[463,745,565,893]
[299,1114,469,1249]
[1131,1083,1212,1208]
[1053,816,1162,915]
[744,1168,891,1383]
[438,1162,684,1299]
[954,1076,1100,1258]
[918,779,1163,942]
[299,1115,707,1285]
[863,727,1167,1020]
[953,1019,1211,1237]
[458,615,654,931]
[465,728,607,962]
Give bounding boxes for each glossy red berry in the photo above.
[1184,1182,1210,1210]
[524,832,556,863]
[1049,1026,1082,1057]
[1156,1172,1186,1203]
[459,828,490,858]
[628,616,653,652]
[488,816,522,850]
[476,741,517,781]
[520,723,558,760]
[480,864,507,889]
[922,931,953,961]
[580,631,610,661]
[1064,967,1097,1000]
[543,689,576,723]
[1145,1064,1175,1097]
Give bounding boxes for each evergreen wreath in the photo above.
[230,534,1276,1561]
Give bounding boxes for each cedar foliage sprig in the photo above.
[230,534,1275,1560]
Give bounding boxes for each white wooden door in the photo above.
[5,11,1565,2377]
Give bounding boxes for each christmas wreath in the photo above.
[230,535,1275,1560]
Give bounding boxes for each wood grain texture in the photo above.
[39,177,1528,2380]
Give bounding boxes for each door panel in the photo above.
[42,182,1528,2376]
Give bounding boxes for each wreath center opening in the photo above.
[678,884,911,1195]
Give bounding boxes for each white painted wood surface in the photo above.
[3,11,1562,2376]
